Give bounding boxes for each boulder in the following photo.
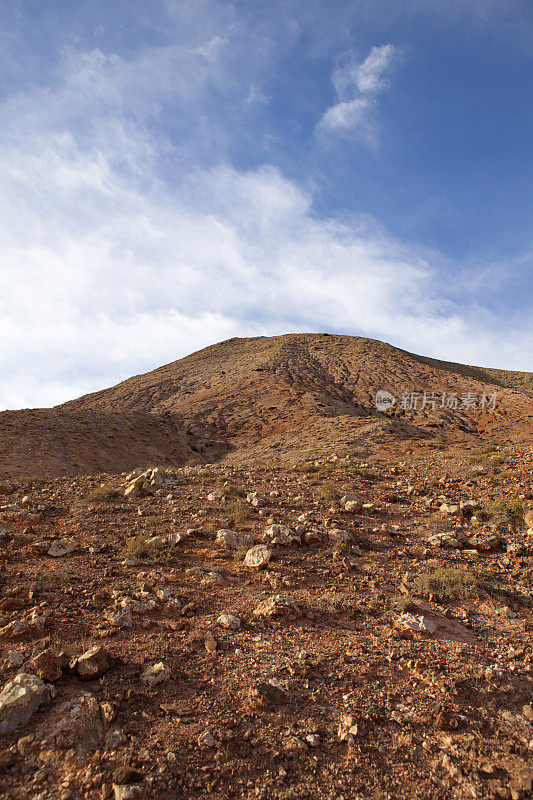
[37,693,105,751]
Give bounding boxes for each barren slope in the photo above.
[1,333,532,477]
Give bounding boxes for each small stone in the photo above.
[344,500,362,513]
[204,632,217,653]
[7,651,25,669]
[29,650,62,682]
[207,490,225,502]
[244,545,272,569]
[112,767,144,800]
[198,729,216,747]
[112,768,144,786]
[440,503,460,516]
[105,607,132,628]
[76,646,111,679]
[248,679,287,708]
[328,528,350,542]
[47,540,76,557]
[140,663,170,688]
[217,613,241,630]
[215,530,248,550]
[253,595,302,619]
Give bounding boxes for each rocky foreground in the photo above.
[0,444,532,800]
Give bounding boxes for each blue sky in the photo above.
[0,0,532,408]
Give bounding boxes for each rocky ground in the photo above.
[0,443,532,800]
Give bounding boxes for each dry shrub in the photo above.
[412,566,489,602]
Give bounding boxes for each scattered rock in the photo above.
[140,662,170,687]
[215,529,248,550]
[244,544,272,569]
[28,650,62,682]
[47,539,76,557]
[253,595,302,619]
[0,673,54,735]
[338,713,358,743]
[76,645,111,679]
[217,612,241,630]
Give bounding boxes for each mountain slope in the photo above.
[1,333,532,477]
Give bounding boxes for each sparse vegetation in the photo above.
[483,498,524,530]
[390,593,417,613]
[230,499,252,524]
[316,481,339,500]
[124,532,158,560]
[412,566,490,601]
[88,485,122,502]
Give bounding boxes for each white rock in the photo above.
[217,613,241,630]
[141,662,171,687]
[47,539,76,557]
[215,530,248,550]
[328,528,350,542]
[0,673,54,734]
[263,524,300,545]
[244,545,272,569]
[398,613,437,634]
[344,500,362,513]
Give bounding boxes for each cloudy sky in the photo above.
[1,0,532,409]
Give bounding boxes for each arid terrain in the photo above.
[0,333,532,800]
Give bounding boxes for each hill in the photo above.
[1,333,532,477]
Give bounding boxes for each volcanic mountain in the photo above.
[1,333,532,478]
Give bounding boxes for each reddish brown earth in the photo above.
[0,334,532,800]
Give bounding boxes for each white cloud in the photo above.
[352,44,399,94]
[318,44,401,140]
[0,33,531,410]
